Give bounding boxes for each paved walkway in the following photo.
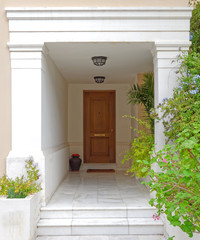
[37,172,165,240]
[46,171,151,209]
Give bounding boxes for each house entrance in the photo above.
[83,90,116,163]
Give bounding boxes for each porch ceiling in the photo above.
[45,42,153,84]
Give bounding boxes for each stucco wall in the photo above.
[3,0,189,7]
[163,214,200,240]
[42,54,68,151]
[68,84,132,170]
[42,53,69,203]
[0,1,11,176]
[0,0,190,176]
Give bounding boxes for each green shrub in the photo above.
[0,157,42,198]
[127,73,154,133]
[123,2,200,239]
[143,51,200,238]
[122,115,154,178]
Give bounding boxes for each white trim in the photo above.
[42,143,69,156]
[6,7,192,20]
[8,43,44,52]
[6,7,192,48]
[5,7,193,10]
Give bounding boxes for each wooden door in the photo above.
[84,91,116,163]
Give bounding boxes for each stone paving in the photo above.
[46,171,151,209]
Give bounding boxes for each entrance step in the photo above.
[40,206,156,219]
[37,206,164,237]
[37,218,164,236]
[36,236,166,240]
[36,173,164,239]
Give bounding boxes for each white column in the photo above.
[7,47,45,179]
[152,42,190,151]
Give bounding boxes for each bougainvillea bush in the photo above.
[144,51,200,238]
[123,2,200,237]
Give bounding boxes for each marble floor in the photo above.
[46,171,151,209]
[37,172,165,240]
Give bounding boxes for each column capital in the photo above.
[151,41,191,58]
[7,43,45,52]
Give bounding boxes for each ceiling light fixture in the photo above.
[94,76,105,84]
[92,56,107,66]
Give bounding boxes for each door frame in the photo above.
[83,90,116,164]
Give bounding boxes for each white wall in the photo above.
[42,53,69,203]
[163,215,200,240]
[68,83,132,169]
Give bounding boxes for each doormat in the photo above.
[87,169,115,173]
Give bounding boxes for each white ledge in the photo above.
[155,41,191,47]
[7,43,44,52]
[6,7,192,20]
[5,7,192,11]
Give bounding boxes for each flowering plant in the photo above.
[72,154,80,157]
[143,51,200,238]
[124,3,200,238]
[0,157,42,198]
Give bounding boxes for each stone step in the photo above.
[40,206,156,219]
[36,235,166,240]
[37,218,164,236]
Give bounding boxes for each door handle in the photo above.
[94,133,106,137]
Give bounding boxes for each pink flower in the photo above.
[162,159,167,163]
[152,213,160,221]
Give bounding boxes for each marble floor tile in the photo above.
[80,237,109,240]
[45,171,152,209]
[109,236,140,240]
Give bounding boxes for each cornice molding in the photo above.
[6,7,192,20]
[7,43,44,52]
[151,41,191,57]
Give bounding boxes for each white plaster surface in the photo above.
[0,193,41,240]
[6,6,192,202]
[68,84,132,170]
[152,43,190,152]
[7,50,69,204]
[5,7,193,240]
[41,53,69,203]
[6,8,192,45]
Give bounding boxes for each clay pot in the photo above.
[69,154,82,171]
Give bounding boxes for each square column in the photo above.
[152,42,190,151]
[7,47,45,179]
[6,45,69,204]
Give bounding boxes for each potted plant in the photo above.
[0,157,42,240]
[69,154,82,171]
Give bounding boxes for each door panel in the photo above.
[84,91,116,163]
[90,137,109,156]
[90,98,109,132]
